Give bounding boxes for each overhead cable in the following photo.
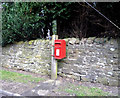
[83,0,120,30]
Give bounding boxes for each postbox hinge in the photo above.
[51,45,54,47]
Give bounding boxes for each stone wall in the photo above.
[1,37,119,86]
[2,40,51,74]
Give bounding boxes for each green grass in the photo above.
[60,83,110,96]
[0,70,45,83]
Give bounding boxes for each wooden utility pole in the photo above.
[51,35,58,80]
[51,20,58,80]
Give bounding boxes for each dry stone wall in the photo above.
[2,40,51,74]
[1,38,119,86]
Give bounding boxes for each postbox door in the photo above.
[56,48,60,56]
[55,48,61,57]
[54,43,61,58]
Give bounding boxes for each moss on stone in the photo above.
[81,76,90,82]
[45,40,49,43]
[4,65,10,68]
[26,56,33,59]
[97,77,108,85]
[29,40,34,45]
[108,79,118,86]
[63,38,69,43]
[17,41,24,45]
[34,40,38,45]
[28,46,34,49]
[58,73,67,77]
[35,55,41,58]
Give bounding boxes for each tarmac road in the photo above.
[0,89,21,97]
[0,92,7,97]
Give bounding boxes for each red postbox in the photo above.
[54,40,66,59]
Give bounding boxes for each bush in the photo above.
[2,2,71,46]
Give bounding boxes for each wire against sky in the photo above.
[83,0,120,30]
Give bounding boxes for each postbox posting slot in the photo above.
[55,42,61,44]
[54,42,61,48]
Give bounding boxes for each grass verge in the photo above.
[59,83,110,96]
[0,70,45,83]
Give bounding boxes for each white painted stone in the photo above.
[55,80,61,86]
[68,58,77,60]
[43,80,54,83]
[16,51,22,56]
[69,38,76,45]
[110,60,113,63]
[89,44,92,46]
[69,72,74,75]
[71,69,73,71]
[73,73,80,76]
[108,72,113,75]
[74,64,79,67]
[37,90,49,96]
[97,62,104,66]
[32,89,35,92]
[110,48,115,51]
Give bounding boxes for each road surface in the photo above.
[0,89,21,97]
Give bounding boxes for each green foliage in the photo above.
[2,2,43,46]
[2,2,72,46]
[2,2,119,46]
